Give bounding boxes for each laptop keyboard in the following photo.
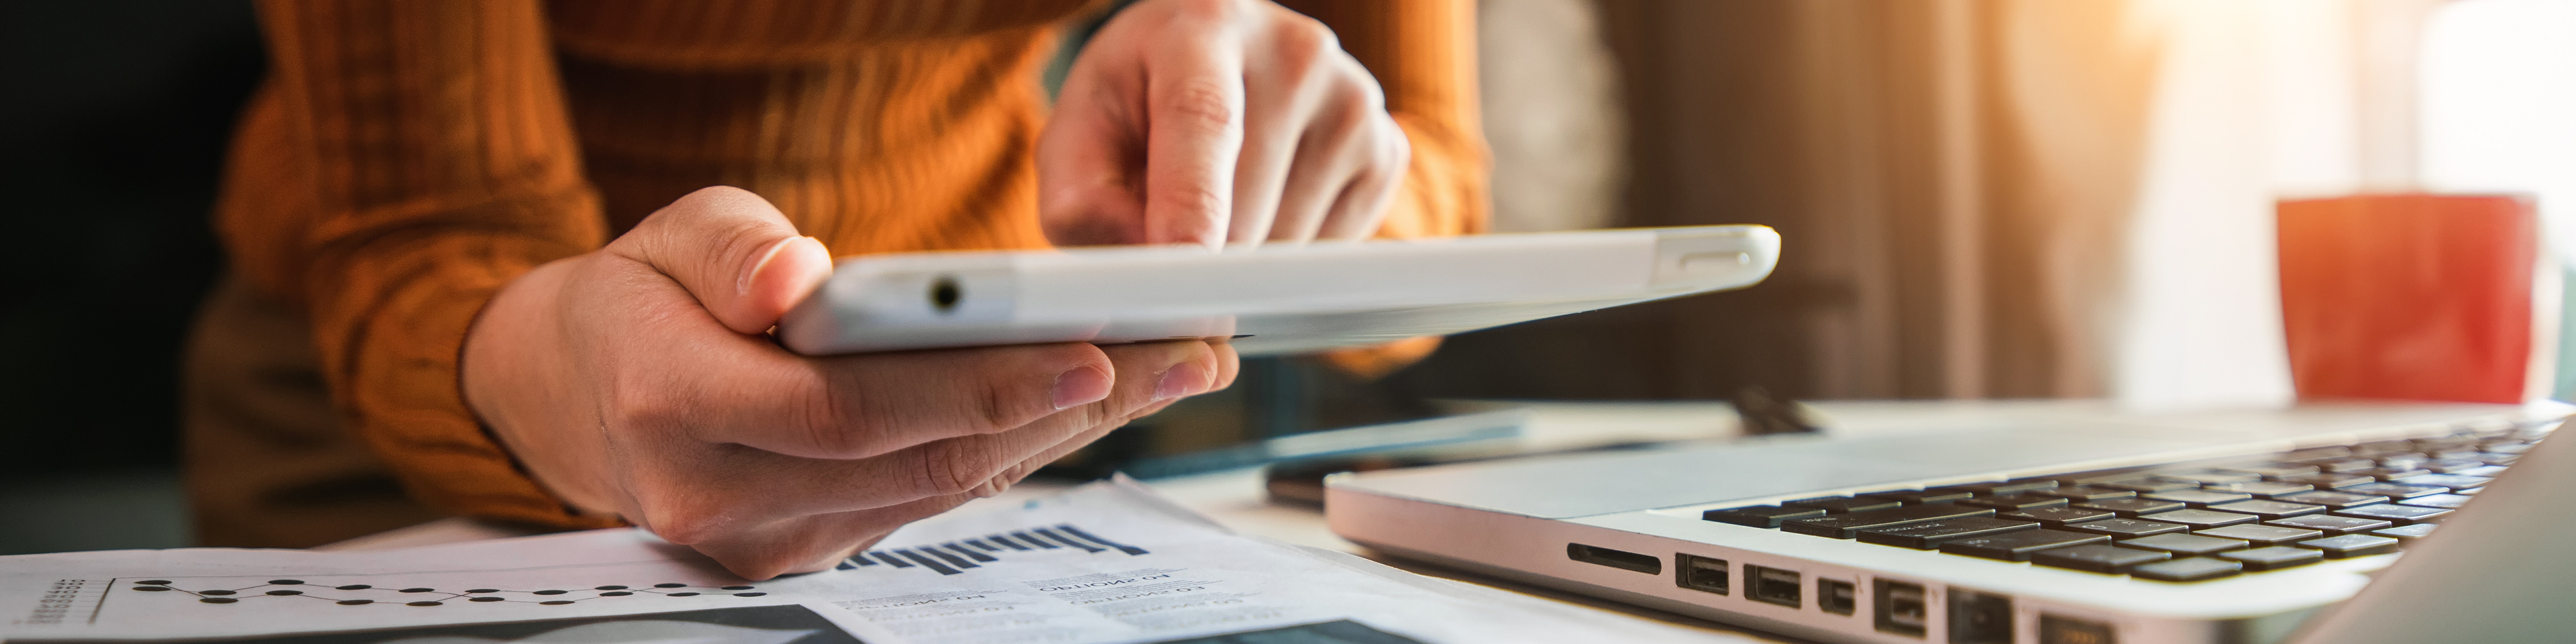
[1699,427,2546,582]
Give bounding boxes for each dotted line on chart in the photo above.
[125,580,769,606]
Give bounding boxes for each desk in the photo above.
[341,399,2528,642]
[325,400,1801,641]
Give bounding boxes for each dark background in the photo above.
[1,1,262,476]
[0,0,262,553]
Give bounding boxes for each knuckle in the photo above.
[973,377,1023,434]
[639,496,731,545]
[1272,17,1338,74]
[1161,79,1240,134]
[794,376,874,458]
[1157,182,1232,221]
[912,442,1003,498]
[606,388,686,435]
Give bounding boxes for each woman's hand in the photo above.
[461,187,1237,580]
[1039,0,1409,247]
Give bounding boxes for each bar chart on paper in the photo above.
[839,523,1153,576]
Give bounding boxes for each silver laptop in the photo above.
[1323,402,2573,643]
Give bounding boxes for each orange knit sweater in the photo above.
[217,0,1486,529]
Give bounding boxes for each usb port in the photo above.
[1676,554,1729,595]
[1746,565,1801,608]
[1819,578,1856,615]
[1948,587,2014,644]
[1874,578,1928,637]
[2039,614,2114,644]
[1565,543,1662,574]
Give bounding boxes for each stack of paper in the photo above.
[0,478,1741,644]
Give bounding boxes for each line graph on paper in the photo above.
[55,521,1148,626]
[56,559,772,627]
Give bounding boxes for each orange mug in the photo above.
[2276,193,2540,403]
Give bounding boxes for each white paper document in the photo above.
[1,478,1743,644]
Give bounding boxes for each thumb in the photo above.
[610,186,833,335]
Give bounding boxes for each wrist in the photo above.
[461,257,621,515]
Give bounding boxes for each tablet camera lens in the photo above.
[929,276,961,313]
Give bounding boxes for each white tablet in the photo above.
[777,225,1779,356]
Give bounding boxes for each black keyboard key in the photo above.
[1783,503,1996,539]
[2156,470,2262,484]
[2203,500,2326,520]
[2298,445,2359,461]
[2372,523,2438,540]
[2032,486,2138,501]
[2373,454,2428,468]
[2275,473,2373,488]
[2229,464,2320,478]
[1957,494,2070,511]
[2304,458,2380,472]
[2050,468,2160,486]
[2332,504,2451,524]
[2116,533,2249,555]
[2202,481,2312,497]
[1782,496,1906,514]
[2351,468,2432,481]
[2337,482,2448,499]
[1937,529,2108,561]
[2398,474,2494,491]
[2138,509,2260,529]
[1867,489,1977,505]
[2190,524,2324,547]
[2483,441,2535,453]
[2412,436,2480,451]
[2142,490,2253,507]
[1952,480,2061,496]
[2284,446,2353,460]
[2072,498,2188,517]
[1998,506,2116,527]
[2131,557,2243,582]
[2099,478,2198,492]
[2218,546,2324,571]
[1857,517,2039,549]
[2298,534,2401,558]
[2063,518,2190,537]
[2420,459,2491,474]
[2268,490,2387,508]
[2266,515,2394,535]
[2032,544,2170,574]
[2396,494,2473,510]
[1702,505,1828,528]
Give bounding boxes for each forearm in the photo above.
[239,0,619,527]
[301,206,616,529]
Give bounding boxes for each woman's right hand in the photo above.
[460,186,1236,580]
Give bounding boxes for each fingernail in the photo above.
[1153,362,1212,402]
[737,236,804,296]
[1053,366,1112,410]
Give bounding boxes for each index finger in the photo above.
[1141,33,1247,248]
[685,341,1116,462]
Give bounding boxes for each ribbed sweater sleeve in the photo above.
[237,0,621,528]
